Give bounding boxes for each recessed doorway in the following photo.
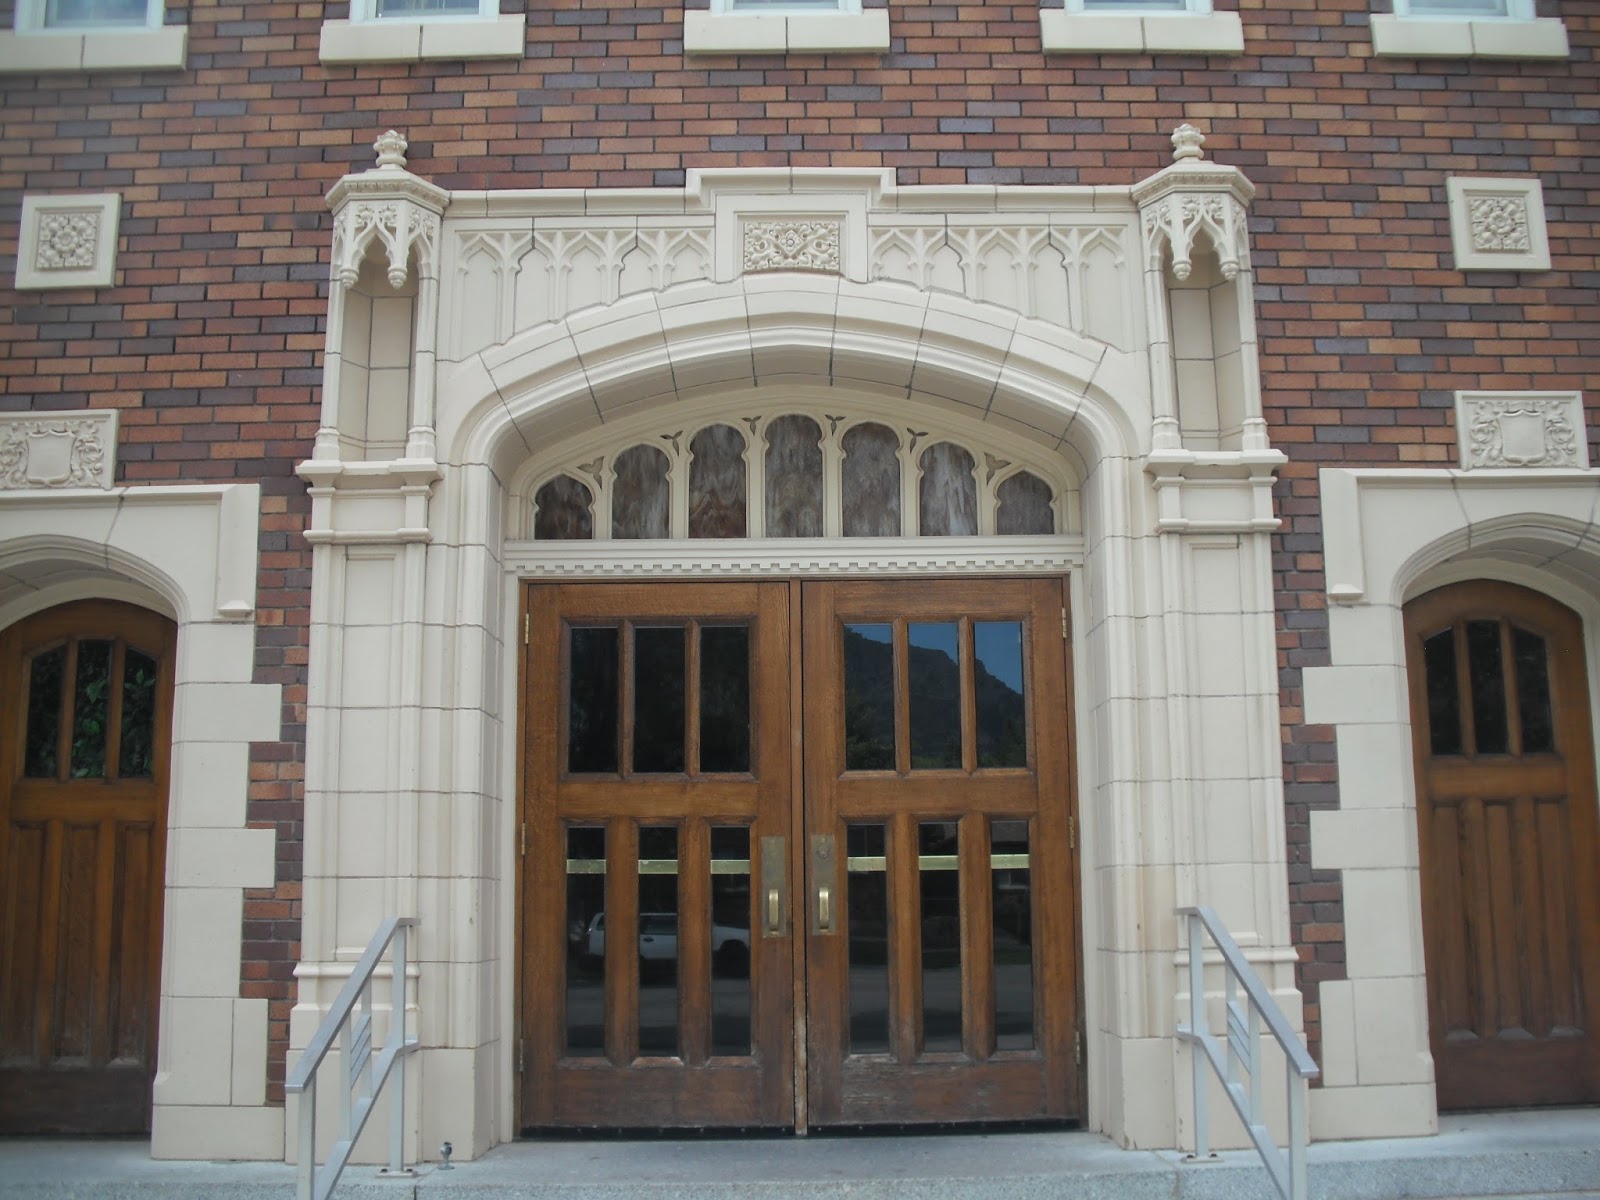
[517,578,1081,1131]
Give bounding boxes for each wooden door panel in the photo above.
[0,600,174,1134]
[1405,580,1600,1110]
[520,581,796,1131]
[801,578,1079,1128]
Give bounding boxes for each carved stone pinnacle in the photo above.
[375,130,409,171]
[1171,124,1205,162]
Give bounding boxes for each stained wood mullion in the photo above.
[961,815,995,1061]
[606,818,640,1066]
[686,622,702,777]
[679,819,712,1066]
[959,618,977,775]
[1501,621,1524,756]
[889,811,920,1063]
[893,619,910,776]
[619,622,637,777]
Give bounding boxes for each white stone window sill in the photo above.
[319,12,525,64]
[1369,13,1568,57]
[1039,9,1243,53]
[683,10,890,55]
[0,25,186,73]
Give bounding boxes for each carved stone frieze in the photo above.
[327,130,450,288]
[0,411,118,491]
[1456,391,1588,470]
[743,219,841,273]
[869,221,1133,348]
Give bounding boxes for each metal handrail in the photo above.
[285,916,419,1200]
[1175,905,1320,1200]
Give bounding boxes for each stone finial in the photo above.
[1171,124,1205,162]
[374,130,409,171]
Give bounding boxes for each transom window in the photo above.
[521,408,1076,543]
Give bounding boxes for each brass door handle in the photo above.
[810,833,837,935]
[759,836,785,938]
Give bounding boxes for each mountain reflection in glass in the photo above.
[919,821,962,1053]
[908,623,961,769]
[565,825,606,1058]
[633,626,685,773]
[974,621,1026,768]
[843,624,895,771]
[638,825,679,1057]
[990,819,1034,1050]
[699,626,750,773]
[846,823,890,1055]
[567,627,619,773]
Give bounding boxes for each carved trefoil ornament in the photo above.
[743,219,842,274]
[0,411,119,490]
[1455,391,1588,471]
[15,193,121,290]
[1446,177,1550,272]
[327,130,450,288]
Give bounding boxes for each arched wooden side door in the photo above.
[1404,580,1600,1110]
[0,600,176,1133]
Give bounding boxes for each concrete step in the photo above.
[1,1110,1595,1200]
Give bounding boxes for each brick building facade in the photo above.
[1,0,1596,1164]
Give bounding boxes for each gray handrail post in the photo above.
[285,916,419,1200]
[1187,912,1210,1159]
[1176,905,1319,1200]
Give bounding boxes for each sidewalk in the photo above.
[1,1108,1595,1199]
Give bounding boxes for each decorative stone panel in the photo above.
[743,219,841,274]
[0,410,118,490]
[15,193,121,290]
[1455,391,1587,470]
[1445,177,1550,272]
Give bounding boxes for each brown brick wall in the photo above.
[2,0,1596,1092]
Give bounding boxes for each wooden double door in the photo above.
[519,578,1080,1131]
[1405,581,1600,1110]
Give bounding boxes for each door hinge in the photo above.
[524,612,530,645]
[1061,606,1068,640]
[518,1037,524,1073]
[1075,1030,1082,1066]
[520,822,527,856]
[1069,815,1076,851]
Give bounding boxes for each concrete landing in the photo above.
[0,1109,1595,1199]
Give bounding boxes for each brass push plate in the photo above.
[810,833,838,936]
[759,835,786,938]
